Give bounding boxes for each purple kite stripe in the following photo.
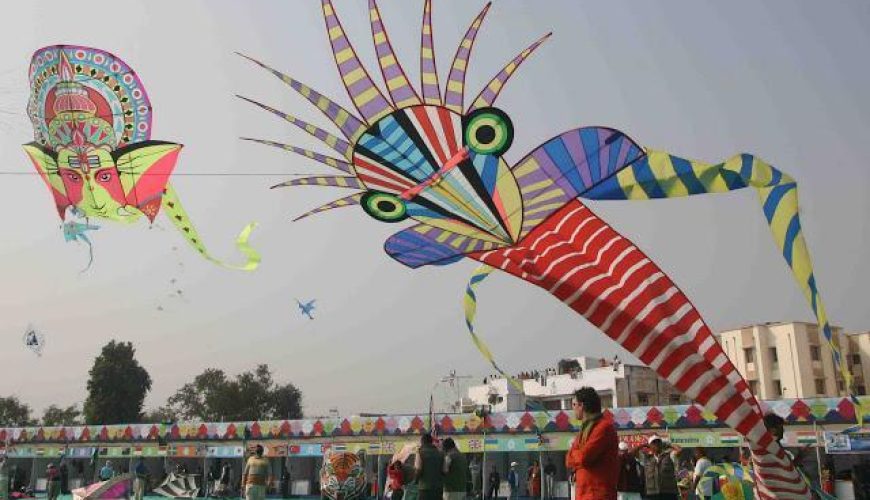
[358,98,390,121]
[562,131,593,188]
[530,147,578,198]
[380,60,404,81]
[597,128,611,180]
[390,85,417,104]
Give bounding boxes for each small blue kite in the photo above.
[296,299,316,320]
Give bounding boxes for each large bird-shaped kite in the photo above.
[23,45,259,270]
[239,2,848,497]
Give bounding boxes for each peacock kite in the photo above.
[239,2,848,497]
[23,45,259,271]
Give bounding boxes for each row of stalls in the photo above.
[3,426,869,498]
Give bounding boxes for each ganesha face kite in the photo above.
[240,1,847,497]
[24,45,258,270]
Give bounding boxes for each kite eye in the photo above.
[463,107,513,156]
[361,191,408,223]
[97,171,113,183]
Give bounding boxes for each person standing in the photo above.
[691,448,712,500]
[616,442,642,500]
[486,466,500,500]
[526,461,540,498]
[414,434,444,500]
[242,445,270,500]
[442,438,467,500]
[634,436,680,500]
[543,459,556,500]
[388,460,405,500]
[0,456,8,500]
[99,461,115,482]
[45,464,61,500]
[133,459,149,500]
[565,387,620,500]
[506,463,519,500]
[469,458,482,499]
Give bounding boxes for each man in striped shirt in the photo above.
[242,445,270,500]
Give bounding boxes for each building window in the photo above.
[810,346,821,361]
[749,380,760,395]
[838,380,845,392]
[815,379,826,395]
[853,354,862,365]
[773,380,782,396]
[669,395,682,405]
[769,347,778,366]
[858,386,867,396]
[743,348,755,364]
[637,393,649,406]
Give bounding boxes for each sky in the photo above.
[0,0,868,420]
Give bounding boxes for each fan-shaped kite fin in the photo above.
[368,0,421,108]
[580,149,859,422]
[510,127,645,238]
[321,0,395,123]
[444,2,492,113]
[161,184,260,271]
[468,32,552,112]
[236,95,354,159]
[293,193,364,222]
[419,0,441,105]
[236,53,367,142]
[239,138,355,174]
[384,223,502,268]
[271,176,365,190]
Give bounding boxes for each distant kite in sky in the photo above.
[23,325,44,356]
[240,1,844,497]
[296,299,316,320]
[23,45,260,271]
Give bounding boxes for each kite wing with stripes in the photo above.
[72,473,134,500]
[152,472,200,498]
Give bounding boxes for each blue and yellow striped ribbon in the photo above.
[584,150,862,424]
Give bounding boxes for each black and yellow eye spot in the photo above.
[361,191,408,223]
[463,107,513,156]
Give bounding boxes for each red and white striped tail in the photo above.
[471,200,809,499]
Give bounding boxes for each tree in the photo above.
[42,404,81,426]
[83,340,152,424]
[167,364,302,421]
[141,406,178,424]
[0,396,35,426]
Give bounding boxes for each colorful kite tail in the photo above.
[161,184,260,271]
[470,200,809,499]
[591,149,860,424]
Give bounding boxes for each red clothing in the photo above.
[565,414,619,500]
[388,466,404,490]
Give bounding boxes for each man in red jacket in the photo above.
[565,387,619,500]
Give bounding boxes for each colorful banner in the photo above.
[824,431,870,454]
[0,396,864,446]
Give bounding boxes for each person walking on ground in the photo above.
[99,461,114,482]
[527,461,541,498]
[441,438,467,500]
[414,434,444,500]
[45,464,60,500]
[242,445,270,500]
[543,458,556,500]
[565,387,620,500]
[633,436,681,500]
[691,448,712,500]
[133,459,149,500]
[486,466,500,500]
[616,442,643,500]
[506,463,519,500]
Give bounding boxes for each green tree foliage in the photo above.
[42,404,82,426]
[167,364,302,421]
[0,396,35,426]
[83,341,152,424]
[140,406,178,424]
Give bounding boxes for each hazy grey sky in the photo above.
[1,1,868,419]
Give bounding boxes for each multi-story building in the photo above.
[717,322,870,399]
[465,356,688,412]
